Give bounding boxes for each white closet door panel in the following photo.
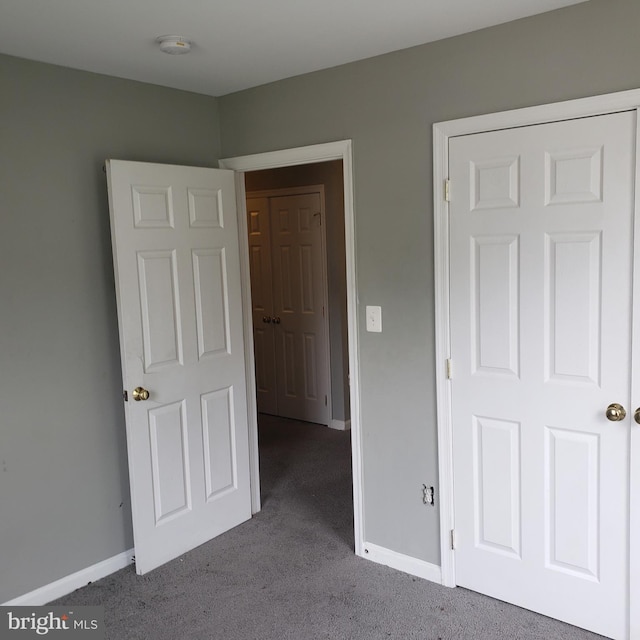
[450,111,634,640]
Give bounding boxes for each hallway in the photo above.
[257,413,354,550]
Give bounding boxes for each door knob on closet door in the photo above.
[273,316,281,324]
[605,403,626,422]
[262,316,272,323]
[634,408,640,425]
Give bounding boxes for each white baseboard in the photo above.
[329,419,351,431]
[361,541,443,584]
[2,548,135,606]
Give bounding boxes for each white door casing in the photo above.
[106,160,252,575]
[435,93,640,640]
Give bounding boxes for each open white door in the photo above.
[106,160,252,575]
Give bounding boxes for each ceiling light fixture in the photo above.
[156,35,192,55]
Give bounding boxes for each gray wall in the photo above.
[0,54,220,603]
[4,0,640,604]
[217,0,640,563]
[245,162,349,423]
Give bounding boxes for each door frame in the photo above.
[434,89,640,635]
[219,141,364,556]
[246,185,332,425]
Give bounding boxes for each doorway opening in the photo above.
[244,161,352,537]
[244,161,349,428]
[219,140,364,557]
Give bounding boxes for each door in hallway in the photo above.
[247,196,277,415]
[449,111,635,639]
[247,188,330,425]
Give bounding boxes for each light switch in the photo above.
[366,305,382,333]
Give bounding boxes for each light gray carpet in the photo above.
[54,415,603,639]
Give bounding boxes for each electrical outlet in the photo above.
[422,484,435,506]
[366,305,382,332]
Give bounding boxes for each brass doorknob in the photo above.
[133,387,150,402]
[605,403,626,422]
[634,408,640,425]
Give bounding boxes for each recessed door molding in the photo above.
[219,141,364,557]
[434,89,640,638]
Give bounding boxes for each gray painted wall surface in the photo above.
[3,0,640,604]
[217,0,640,563]
[0,55,220,603]
[245,162,349,423]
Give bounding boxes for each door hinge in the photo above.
[444,179,451,202]
[325,395,328,406]
[450,529,456,550]
[446,358,453,379]
[123,390,128,402]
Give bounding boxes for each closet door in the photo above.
[449,111,635,639]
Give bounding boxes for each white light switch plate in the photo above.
[366,305,382,332]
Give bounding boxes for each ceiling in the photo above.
[0,0,588,97]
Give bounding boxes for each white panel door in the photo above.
[107,160,252,575]
[246,197,278,415]
[270,192,330,425]
[449,112,635,639]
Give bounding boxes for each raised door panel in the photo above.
[132,185,174,228]
[201,387,237,500]
[188,188,223,228]
[137,250,183,371]
[192,248,230,359]
[148,401,191,524]
[470,235,520,377]
[544,233,601,385]
[472,416,521,558]
[544,427,599,580]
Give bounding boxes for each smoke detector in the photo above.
[156,35,192,55]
